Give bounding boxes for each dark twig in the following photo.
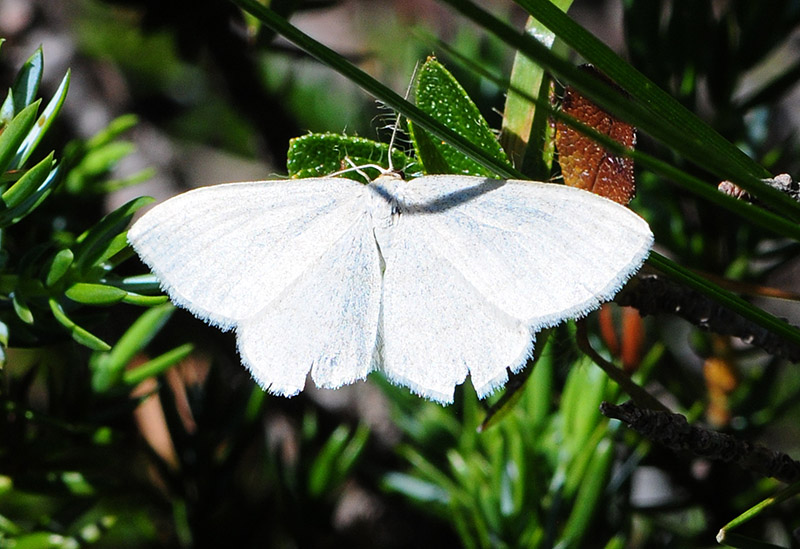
[719,173,800,205]
[601,400,800,484]
[576,322,669,413]
[617,275,800,361]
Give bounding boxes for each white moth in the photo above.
[127,173,653,404]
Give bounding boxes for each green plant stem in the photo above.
[440,0,800,221]
[230,0,521,180]
[415,33,800,243]
[718,480,800,539]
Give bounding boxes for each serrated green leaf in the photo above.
[46,248,74,287]
[409,126,452,175]
[449,0,800,220]
[73,196,154,274]
[0,101,39,175]
[232,0,520,179]
[10,48,43,114]
[287,133,421,182]
[65,282,128,305]
[1,151,54,208]
[12,70,70,169]
[409,58,511,176]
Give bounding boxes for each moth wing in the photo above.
[375,175,652,401]
[128,178,371,329]
[237,210,382,396]
[128,178,382,396]
[376,208,533,403]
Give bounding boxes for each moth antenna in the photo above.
[329,157,388,180]
[387,61,421,173]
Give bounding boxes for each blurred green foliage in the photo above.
[1,1,800,548]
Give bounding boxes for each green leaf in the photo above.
[1,151,54,208]
[60,471,95,496]
[415,24,800,246]
[73,196,153,274]
[65,282,128,305]
[7,532,78,549]
[46,248,74,287]
[12,70,70,169]
[86,113,139,149]
[64,114,142,194]
[308,424,369,498]
[415,125,462,177]
[718,481,800,543]
[116,274,162,294]
[444,0,800,221]
[409,58,511,176]
[88,166,155,194]
[308,425,352,497]
[91,303,174,391]
[94,232,132,269]
[0,101,39,175]
[649,251,800,349]
[382,472,450,504]
[121,292,169,306]
[230,0,521,179]
[121,343,194,387]
[562,361,608,454]
[11,291,34,324]
[10,48,43,114]
[287,133,421,182]
[500,4,572,177]
[0,90,14,125]
[334,423,369,482]
[48,297,110,351]
[559,438,614,547]
[73,141,135,177]
[0,163,62,227]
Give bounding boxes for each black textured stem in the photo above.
[601,400,800,484]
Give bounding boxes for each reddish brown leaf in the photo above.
[555,67,636,205]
